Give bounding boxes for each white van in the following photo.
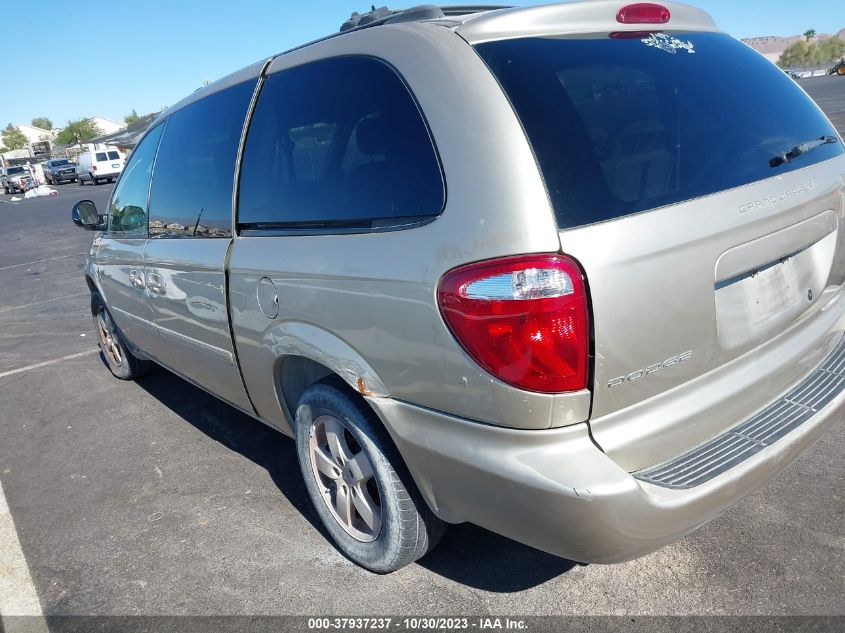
[76,143,125,185]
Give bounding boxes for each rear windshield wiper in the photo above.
[770,135,839,168]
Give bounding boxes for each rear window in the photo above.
[95,152,107,161]
[476,32,843,228]
[107,151,120,160]
[7,167,24,174]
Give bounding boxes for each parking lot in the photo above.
[1,76,844,624]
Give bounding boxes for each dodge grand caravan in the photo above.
[71,1,845,572]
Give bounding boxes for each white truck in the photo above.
[75,144,125,185]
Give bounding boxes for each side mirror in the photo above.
[71,200,102,230]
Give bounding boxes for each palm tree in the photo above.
[804,28,816,42]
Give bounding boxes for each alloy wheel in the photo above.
[308,414,382,542]
[96,309,123,367]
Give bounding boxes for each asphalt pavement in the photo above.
[0,76,844,623]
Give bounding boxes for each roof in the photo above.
[455,1,719,43]
[334,2,718,42]
[150,2,719,128]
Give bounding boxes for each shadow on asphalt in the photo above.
[418,525,578,591]
[132,363,577,592]
[131,363,327,539]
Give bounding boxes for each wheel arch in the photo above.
[84,259,104,305]
[252,322,389,434]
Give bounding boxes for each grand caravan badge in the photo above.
[641,33,695,55]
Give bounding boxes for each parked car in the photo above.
[71,1,845,573]
[76,144,125,185]
[42,158,78,184]
[2,165,35,194]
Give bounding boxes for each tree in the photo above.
[124,109,141,126]
[804,28,816,42]
[819,37,845,63]
[778,40,810,68]
[55,118,102,146]
[31,116,53,130]
[778,37,845,68]
[1,124,28,150]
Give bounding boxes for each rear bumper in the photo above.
[368,368,845,563]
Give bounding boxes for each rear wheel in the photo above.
[294,378,445,573]
[91,293,154,380]
[91,173,99,185]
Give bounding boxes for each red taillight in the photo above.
[437,254,590,393]
[616,3,670,24]
[92,165,97,171]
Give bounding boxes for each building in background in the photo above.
[88,117,126,136]
[0,124,56,163]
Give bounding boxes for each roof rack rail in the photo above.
[439,5,513,16]
[339,4,512,33]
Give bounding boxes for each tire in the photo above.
[91,292,154,380]
[294,377,446,573]
[91,173,99,185]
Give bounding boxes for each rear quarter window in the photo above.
[476,32,843,228]
[95,152,107,161]
[238,56,444,232]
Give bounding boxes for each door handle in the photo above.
[129,269,146,289]
[146,273,166,295]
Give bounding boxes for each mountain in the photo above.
[742,28,845,63]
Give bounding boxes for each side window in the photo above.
[148,80,256,238]
[108,124,164,237]
[238,56,444,229]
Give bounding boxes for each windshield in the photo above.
[52,159,71,166]
[7,167,25,175]
[476,32,843,228]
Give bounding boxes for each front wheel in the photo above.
[295,378,446,573]
[91,293,154,380]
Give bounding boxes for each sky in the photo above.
[2,0,840,129]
